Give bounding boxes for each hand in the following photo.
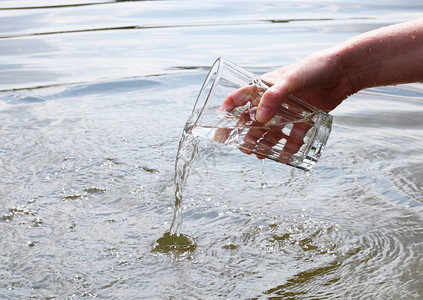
[215,84,314,164]
[257,49,353,123]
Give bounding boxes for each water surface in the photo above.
[1,1,423,299]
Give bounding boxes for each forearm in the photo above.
[257,18,423,122]
[336,18,423,92]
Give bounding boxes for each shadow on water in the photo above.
[260,261,342,298]
[152,232,197,253]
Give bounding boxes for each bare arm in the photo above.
[257,18,423,123]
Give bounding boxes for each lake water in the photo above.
[1,0,423,299]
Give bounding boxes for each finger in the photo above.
[219,85,261,113]
[212,127,232,144]
[242,127,266,150]
[254,128,290,161]
[242,125,289,160]
[256,80,291,124]
[278,122,312,162]
[239,111,264,153]
[213,101,254,144]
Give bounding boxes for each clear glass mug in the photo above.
[185,57,333,171]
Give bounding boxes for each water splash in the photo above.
[169,128,200,236]
[152,232,197,253]
[260,159,268,189]
[154,125,200,253]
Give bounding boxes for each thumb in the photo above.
[256,80,291,123]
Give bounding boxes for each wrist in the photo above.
[336,19,423,91]
[335,36,381,93]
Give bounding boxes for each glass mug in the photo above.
[185,57,333,171]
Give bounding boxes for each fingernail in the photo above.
[256,107,270,123]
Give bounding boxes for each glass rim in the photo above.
[190,57,224,130]
[190,57,333,132]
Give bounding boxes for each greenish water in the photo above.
[1,1,423,299]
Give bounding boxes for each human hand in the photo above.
[257,49,353,123]
[213,18,423,165]
[215,83,314,164]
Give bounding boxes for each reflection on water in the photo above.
[1,0,423,299]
